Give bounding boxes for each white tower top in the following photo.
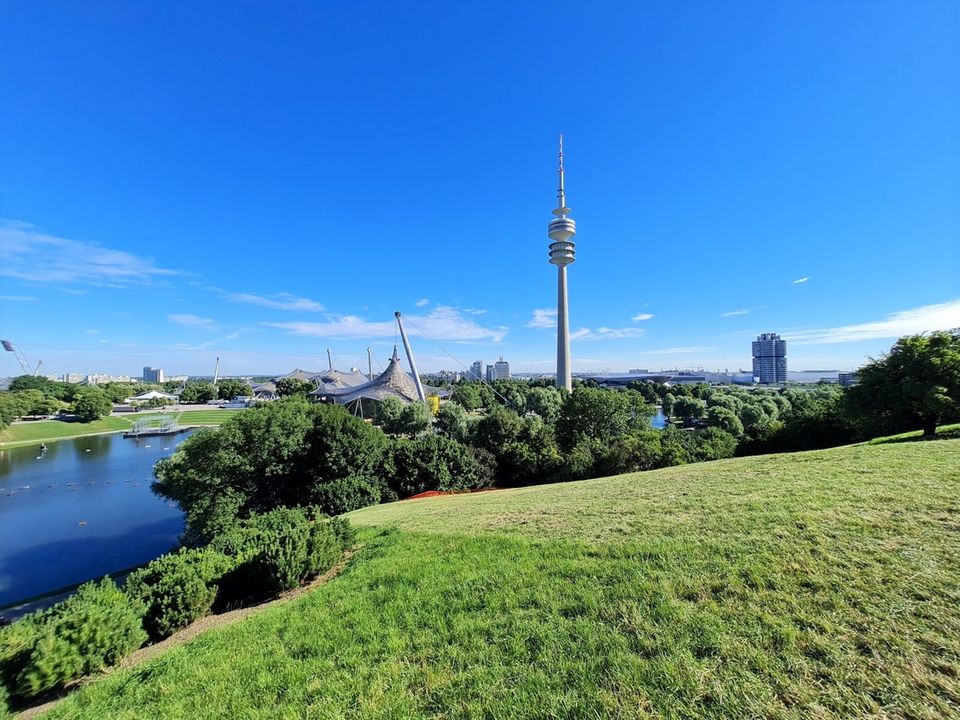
[548,134,576,266]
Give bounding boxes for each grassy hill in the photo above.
[40,440,960,719]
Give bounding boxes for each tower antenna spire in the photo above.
[554,134,569,216]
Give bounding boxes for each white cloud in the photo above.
[264,306,507,343]
[225,292,324,312]
[0,295,38,302]
[571,326,647,342]
[528,308,557,329]
[631,313,654,321]
[0,220,182,286]
[786,299,960,345]
[168,313,217,329]
[791,277,810,285]
[720,309,750,317]
[415,298,430,307]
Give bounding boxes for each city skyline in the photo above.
[1,3,958,377]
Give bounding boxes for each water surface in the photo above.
[0,432,191,607]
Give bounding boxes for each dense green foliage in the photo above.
[275,377,313,397]
[70,388,114,422]
[43,439,960,719]
[848,330,960,436]
[154,399,387,543]
[211,507,350,598]
[0,579,146,703]
[124,548,235,641]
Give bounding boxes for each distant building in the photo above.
[467,361,483,382]
[62,373,84,383]
[752,333,787,384]
[838,371,859,387]
[628,369,649,374]
[142,366,165,383]
[485,364,494,382]
[493,357,510,380]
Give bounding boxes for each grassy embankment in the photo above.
[37,438,960,719]
[0,410,239,448]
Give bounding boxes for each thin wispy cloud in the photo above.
[786,299,960,345]
[225,291,325,312]
[637,346,715,355]
[570,326,647,342]
[168,313,217,329]
[265,306,507,343]
[631,313,654,321]
[791,277,810,285]
[414,298,430,307]
[0,295,38,302]
[173,331,242,351]
[0,220,182,286]
[720,309,750,317]
[528,308,557,329]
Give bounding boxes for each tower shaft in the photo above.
[556,265,572,392]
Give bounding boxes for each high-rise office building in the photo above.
[143,366,165,383]
[493,357,510,380]
[751,334,787,384]
[468,361,483,381]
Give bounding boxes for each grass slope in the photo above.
[41,441,960,719]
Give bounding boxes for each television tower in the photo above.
[548,135,576,392]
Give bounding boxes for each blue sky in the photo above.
[1,1,957,377]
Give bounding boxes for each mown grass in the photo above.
[171,409,240,426]
[866,422,960,445]
[40,440,960,719]
[0,417,132,448]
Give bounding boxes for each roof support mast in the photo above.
[394,312,426,403]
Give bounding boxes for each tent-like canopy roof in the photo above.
[124,390,179,403]
[252,367,370,398]
[314,350,450,405]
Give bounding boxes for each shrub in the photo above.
[212,508,350,600]
[9,578,146,701]
[124,548,235,641]
[386,435,489,497]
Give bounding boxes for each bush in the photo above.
[386,435,490,497]
[6,578,146,701]
[212,508,349,600]
[124,548,235,641]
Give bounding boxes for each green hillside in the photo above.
[41,440,960,719]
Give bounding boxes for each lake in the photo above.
[0,431,192,609]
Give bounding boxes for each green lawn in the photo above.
[171,409,241,425]
[41,440,960,719]
[0,417,133,448]
[0,410,240,448]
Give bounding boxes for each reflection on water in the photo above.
[0,431,192,607]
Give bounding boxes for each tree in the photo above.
[71,388,113,422]
[848,331,960,437]
[672,396,706,424]
[386,435,489,497]
[217,379,250,400]
[375,397,405,435]
[706,406,744,437]
[180,383,217,404]
[555,386,650,452]
[525,386,563,425]
[435,402,469,443]
[452,383,482,411]
[154,399,389,543]
[275,377,313,398]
